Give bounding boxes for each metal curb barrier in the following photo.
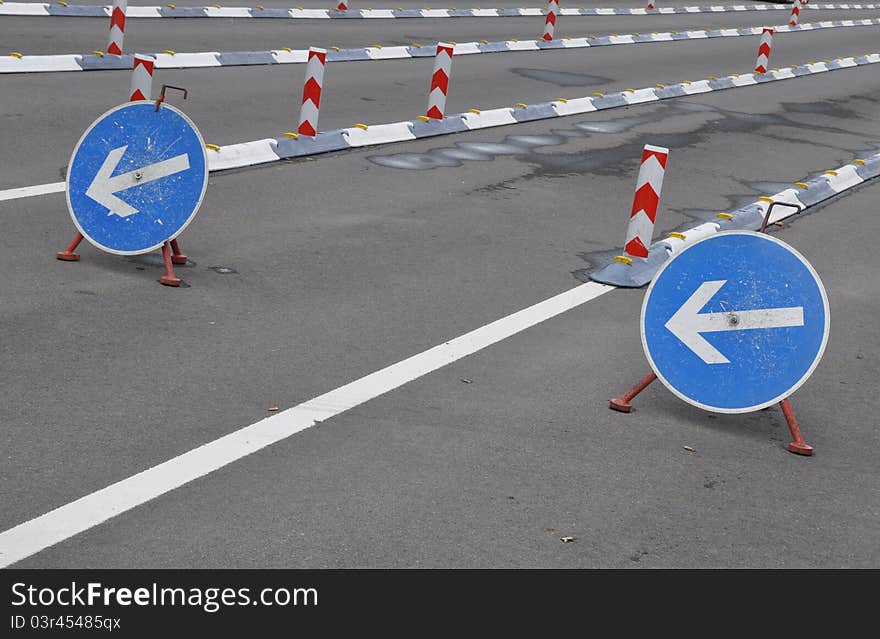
[203,54,880,178]
[0,2,877,19]
[3,51,878,206]
[590,150,880,287]
[590,153,880,288]
[4,17,880,73]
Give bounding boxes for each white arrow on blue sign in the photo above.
[66,101,208,255]
[640,231,829,414]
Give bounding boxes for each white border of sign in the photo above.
[639,230,830,414]
[65,101,209,256]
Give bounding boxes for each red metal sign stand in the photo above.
[56,86,191,287]
[608,204,814,456]
[56,234,187,287]
[608,372,812,455]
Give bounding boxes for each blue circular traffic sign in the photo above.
[641,231,829,413]
[66,101,208,255]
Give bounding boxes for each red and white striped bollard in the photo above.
[297,47,327,137]
[426,43,454,120]
[542,0,559,41]
[789,0,803,26]
[754,28,773,74]
[129,54,154,101]
[622,145,669,260]
[107,0,127,56]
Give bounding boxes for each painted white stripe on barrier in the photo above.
[124,7,159,17]
[827,165,863,191]
[772,67,798,78]
[206,139,279,171]
[507,41,541,51]
[664,222,721,255]
[154,52,221,68]
[0,280,614,567]
[463,108,518,128]
[453,43,482,55]
[769,187,806,208]
[623,88,659,104]
[0,3,50,15]
[552,97,598,116]
[730,74,759,86]
[367,46,412,60]
[343,122,417,146]
[682,79,714,93]
[205,7,251,17]
[0,55,82,73]
[288,9,330,18]
[272,50,310,64]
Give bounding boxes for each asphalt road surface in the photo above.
[1,4,878,568]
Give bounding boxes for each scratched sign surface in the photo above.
[66,102,208,255]
[641,231,830,413]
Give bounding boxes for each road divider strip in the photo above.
[4,18,880,73]
[1,145,877,566]
[183,53,880,171]
[591,151,880,286]
[3,51,879,203]
[1,2,876,19]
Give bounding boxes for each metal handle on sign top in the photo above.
[154,85,189,112]
[759,201,803,233]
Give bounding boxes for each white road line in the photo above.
[0,181,65,202]
[0,281,614,567]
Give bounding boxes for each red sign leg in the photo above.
[56,232,84,261]
[609,371,657,413]
[160,241,182,287]
[170,238,188,265]
[779,398,813,456]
